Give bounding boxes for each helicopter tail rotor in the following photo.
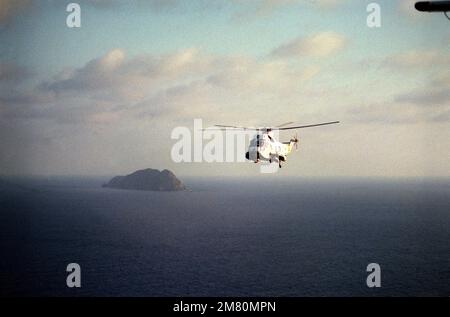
[295,134,299,150]
[291,133,299,151]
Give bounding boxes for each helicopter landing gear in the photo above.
[269,155,282,167]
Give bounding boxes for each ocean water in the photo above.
[0,177,449,297]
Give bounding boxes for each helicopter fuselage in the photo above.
[245,131,297,164]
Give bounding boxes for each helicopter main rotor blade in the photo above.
[206,125,263,131]
[275,121,295,128]
[203,121,340,131]
[214,124,247,129]
[278,121,340,130]
[216,122,296,129]
[202,127,266,131]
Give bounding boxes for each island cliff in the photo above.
[103,168,186,191]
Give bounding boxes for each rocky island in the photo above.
[103,168,186,191]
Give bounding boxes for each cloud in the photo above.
[347,102,429,125]
[0,62,38,120]
[7,47,321,126]
[206,58,319,91]
[347,74,450,124]
[378,48,450,122]
[0,87,55,121]
[0,0,31,26]
[233,0,345,18]
[382,49,450,111]
[9,44,448,130]
[0,62,32,84]
[270,31,347,58]
[39,48,320,122]
[84,0,122,9]
[384,50,450,70]
[312,0,344,9]
[349,72,450,124]
[139,0,183,11]
[397,0,428,20]
[42,49,127,93]
[395,73,450,108]
[246,0,297,16]
[85,0,184,11]
[342,47,450,124]
[395,90,450,106]
[40,48,209,102]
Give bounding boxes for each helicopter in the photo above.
[210,121,340,168]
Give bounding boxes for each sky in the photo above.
[0,0,449,178]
